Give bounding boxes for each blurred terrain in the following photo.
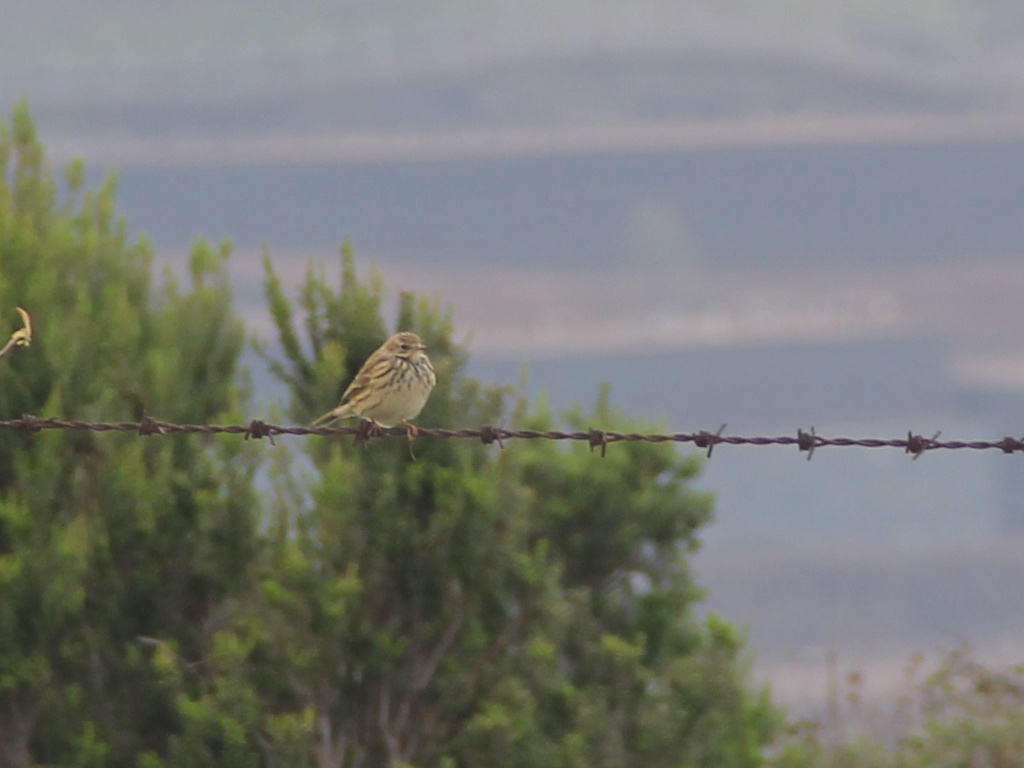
[4,0,1024,711]
[7,1,1024,138]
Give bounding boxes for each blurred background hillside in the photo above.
[4,0,1024,712]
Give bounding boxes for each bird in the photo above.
[310,331,436,441]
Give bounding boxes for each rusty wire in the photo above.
[0,415,1022,459]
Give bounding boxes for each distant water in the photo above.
[111,140,1024,269]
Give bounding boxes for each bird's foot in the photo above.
[355,419,384,445]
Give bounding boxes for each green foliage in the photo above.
[236,252,783,767]
[0,101,258,766]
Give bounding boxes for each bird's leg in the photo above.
[402,420,420,460]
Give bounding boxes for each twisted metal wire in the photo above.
[1,415,1021,459]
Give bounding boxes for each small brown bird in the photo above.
[310,331,436,438]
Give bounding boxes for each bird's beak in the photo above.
[415,343,427,351]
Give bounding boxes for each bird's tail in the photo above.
[309,404,352,428]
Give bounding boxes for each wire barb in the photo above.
[479,424,504,448]
[906,430,941,460]
[797,426,818,461]
[998,436,1024,454]
[14,414,44,435]
[694,424,727,458]
[588,428,608,457]
[245,419,275,445]
[137,414,164,436]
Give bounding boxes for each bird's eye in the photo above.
[400,343,409,351]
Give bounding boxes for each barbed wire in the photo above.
[1,415,1022,460]
[3,311,1022,459]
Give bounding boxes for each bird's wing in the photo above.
[341,350,392,401]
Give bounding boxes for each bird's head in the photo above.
[387,331,427,359]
